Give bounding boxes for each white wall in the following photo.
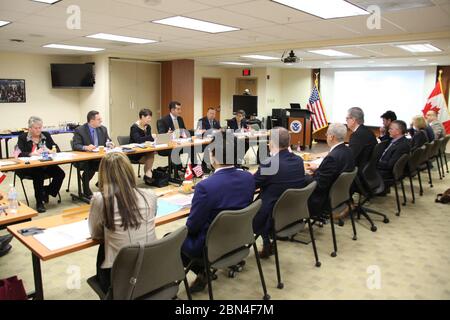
[280,68,312,108]
[0,52,83,153]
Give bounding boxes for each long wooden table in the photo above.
[6,186,190,300]
[0,192,38,227]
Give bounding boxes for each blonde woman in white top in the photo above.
[89,152,157,292]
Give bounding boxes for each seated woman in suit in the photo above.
[409,115,429,151]
[16,116,65,213]
[88,152,157,293]
[129,108,155,185]
[228,110,248,131]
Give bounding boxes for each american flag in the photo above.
[306,86,328,132]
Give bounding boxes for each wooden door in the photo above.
[202,78,221,121]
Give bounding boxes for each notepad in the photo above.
[162,194,194,207]
[33,220,91,251]
[157,199,183,217]
[0,160,19,167]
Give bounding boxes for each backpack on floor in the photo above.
[435,188,450,204]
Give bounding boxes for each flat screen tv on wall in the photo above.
[233,95,258,117]
[51,63,95,88]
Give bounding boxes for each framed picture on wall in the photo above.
[0,79,26,103]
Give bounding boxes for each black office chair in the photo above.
[353,140,390,232]
[405,146,426,202]
[117,135,141,178]
[384,153,410,216]
[429,138,443,180]
[418,142,435,188]
[439,135,450,174]
[13,172,62,207]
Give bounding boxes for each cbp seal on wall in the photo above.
[290,120,302,133]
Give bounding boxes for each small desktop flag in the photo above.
[184,164,194,180]
[422,70,450,134]
[192,165,204,177]
[306,75,328,133]
[0,171,6,184]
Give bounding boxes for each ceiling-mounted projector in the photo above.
[281,50,300,64]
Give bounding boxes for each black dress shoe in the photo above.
[189,273,208,293]
[0,244,12,257]
[143,175,154,186]
[42,187,49,203]
[36,203,46,213]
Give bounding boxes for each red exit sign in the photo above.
[242,69,251,76]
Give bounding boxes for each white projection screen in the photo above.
[320,67,437,127]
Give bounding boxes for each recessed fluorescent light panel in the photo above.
[86,33,156,44]
[309,49,354,57]
[221,62,251,66]
[31,0,61,4]
[241,54,279,60]
[152,16,239,33]
[271,0,369,19]
[0,20,11,27]
[396,44,442,53]
[43,44,104,52]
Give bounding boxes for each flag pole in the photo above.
[438,69,449,111]
[313,72,329,132]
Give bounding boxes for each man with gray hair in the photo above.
[253,127,306,258]
[306,123,355,218]
[425,110,446,139]
[345,107,377,171]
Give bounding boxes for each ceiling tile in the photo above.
[115,0,211,14]
[383,6,450,33]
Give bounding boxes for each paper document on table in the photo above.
[157,199,183,217]
[33,219,91,251]
[0,160,20,166]
[310,158,324,166]
[52,152,76,161]
[163,194,194,207]
[155,144,169,148]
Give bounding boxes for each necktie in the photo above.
[209,120,213,129]
[91,128,99,146]
[173,117,179,130]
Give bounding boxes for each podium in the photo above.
[271,108,313,149]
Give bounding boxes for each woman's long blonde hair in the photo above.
[98,152,148,231]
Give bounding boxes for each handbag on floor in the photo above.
[435,188,450,204]
[151,167,169,188]
[0,276,27,300]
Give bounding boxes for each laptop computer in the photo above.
[290,103,301,109]
[155,133,171,145]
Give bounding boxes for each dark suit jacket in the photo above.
[158,114,186,133]
[349,125,377,171]
[17,131,61,157]
[410,129,428,151]
[129,123,154,143]
[253,150,306,236]
[377,136,410,178]
[379,134,392,143]
[228,118,248,131]
[308,144,355,217]
[72,123,110,151]
[199,116,221,130]
[425,125,435,142]
[182,167,255,257]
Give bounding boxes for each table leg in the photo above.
[0,138,3,159]
[5,138,10,158]
[31,253,44,300]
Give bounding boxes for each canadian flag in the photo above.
[184,164,194,180]
[422,78,450,134]
[0,171,6,184]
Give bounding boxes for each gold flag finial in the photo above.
[438,69,443,82]
[314,72,319,87]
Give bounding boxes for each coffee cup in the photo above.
[98,146,105,153]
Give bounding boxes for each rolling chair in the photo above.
[353,141,390,232]
[117,135,141,178]
[270,181,320,290]
[186,200,270,300]
[87,226,191,300]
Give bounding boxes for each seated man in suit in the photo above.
[158,101,187,135]
[197,107,221,132]
[379,110,397,143]
[306,123,355,219]
[346,107,377,172]
[377,120,411,181]
[181,133,255,293]
[228,109,248,131]
[197,107,221,173]
[425,110,445,139]
[72,110,111,199]
[253,127,306,258]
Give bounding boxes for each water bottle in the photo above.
[106,139,113,150]
[52,145,57,154]
[8,184,18,214]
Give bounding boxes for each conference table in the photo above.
[6,185,192,300]
[0,192,38,228]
